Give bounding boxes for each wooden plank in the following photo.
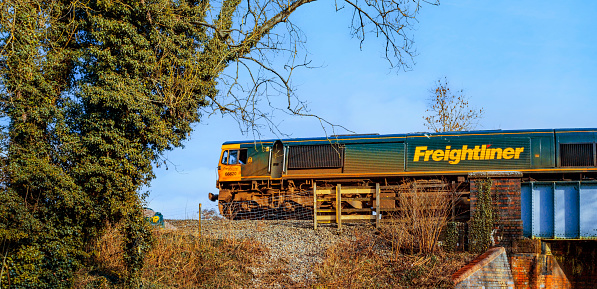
[342,197,374,201]
[348,197,374,201]
[342,208,373,213]
[316,188,335,195]
[376,183,380,228]
[318,186,375,195]
[336,184,342,229]
[317,209,336,213]
[317,215,336,221]
[342,215,376,220]
[339,188,375,195]
[313,182,317,229]
[316,187,379,195]
[345,219,377,223]
[318,208,374,213]
[319,196,376,201]
[316,215,376,221]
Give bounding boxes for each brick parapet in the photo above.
[452,246,515,289]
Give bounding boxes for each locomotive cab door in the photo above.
[270,140,285,178]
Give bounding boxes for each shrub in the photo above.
[380,181,459,255]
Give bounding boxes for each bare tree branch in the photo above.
[202,0,437,137]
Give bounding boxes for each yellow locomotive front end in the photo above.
[217,144,243,182]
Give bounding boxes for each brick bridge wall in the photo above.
[463,172,573,288]
[469,171,523,248]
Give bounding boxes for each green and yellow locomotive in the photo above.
[210,128,597,218]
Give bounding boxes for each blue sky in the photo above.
[145,1,597,218]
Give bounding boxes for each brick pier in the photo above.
[469,171,524,249]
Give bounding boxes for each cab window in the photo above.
[221,150,229,164]
[239,149,248,164]
[229,150,238,164]
[221,149,248,165]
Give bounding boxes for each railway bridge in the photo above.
[455,171,597,288]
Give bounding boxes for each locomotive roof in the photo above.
[222,128,597,146]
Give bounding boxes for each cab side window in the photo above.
[229,150,238,164]
[221,150,229,164]
[239,149,248,164]
[221,149,248,165]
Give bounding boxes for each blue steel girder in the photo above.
[522,181,597,239]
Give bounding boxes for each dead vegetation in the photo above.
[74,224,474,288]
[381,181,458,255]
[73,222,474,288]
[74,182,474,288]
[74,226,265,288]
[312,181,474,288]
[313,231,474,288]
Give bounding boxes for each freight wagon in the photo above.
[209,128,597,219]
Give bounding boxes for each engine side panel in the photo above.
[405,135,531,171]
[344,142,405,173]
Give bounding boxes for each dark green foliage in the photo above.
[0,0,223,287]
[468,179,496,254]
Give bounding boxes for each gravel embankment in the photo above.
[169,219,377,286]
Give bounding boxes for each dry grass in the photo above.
[73,221,474,289]
[143,231,263,287]
[73,226,266,288]
[313,231,475,289]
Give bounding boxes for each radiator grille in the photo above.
[560,143,594,167]
[287,145,344,169]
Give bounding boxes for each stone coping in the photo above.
[452,246,506,284]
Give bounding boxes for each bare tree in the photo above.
[423,77,483,132]
[207,0,439,137]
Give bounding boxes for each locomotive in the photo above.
[209,128,597,219]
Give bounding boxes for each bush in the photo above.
[443,221,460,253]
[380,181,458,255]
